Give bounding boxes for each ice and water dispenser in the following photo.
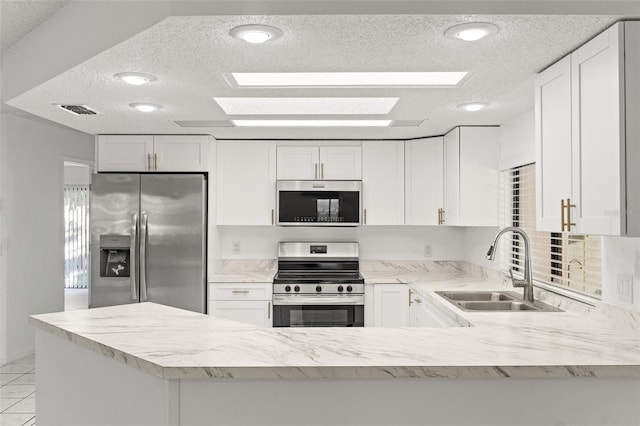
[99,235,131,278]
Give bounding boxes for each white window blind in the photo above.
[64,185,90,289]
[500,164,602,298]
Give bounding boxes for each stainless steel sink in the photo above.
[456,301,538,311]
[437,291,516,302]
[435,291,562,312]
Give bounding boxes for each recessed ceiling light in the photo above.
[444,23,500,41]
[457,102,489,112]
[229,24,283,44]
[232,119,392,127]
[130,103,163,112]
[229,72,467,87]
[213,97,399,115]
[115,72,157,86]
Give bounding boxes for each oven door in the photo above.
[273,295,364,327]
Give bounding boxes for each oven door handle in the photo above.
[273,295,364,306]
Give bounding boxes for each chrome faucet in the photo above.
[486,226,534,303]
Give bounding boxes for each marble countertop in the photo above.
[30,266,640,381]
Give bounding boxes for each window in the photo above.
[500,164,602,298]
[64,185,90,288]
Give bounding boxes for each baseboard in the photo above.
[1,345,35,366]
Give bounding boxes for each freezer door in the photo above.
[90,174,140,308]
[140,174,206,313]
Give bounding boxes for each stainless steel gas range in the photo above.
[272,242,365,327]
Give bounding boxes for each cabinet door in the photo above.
[443,129,460,226]
[362,141,404,225]
[319,146,362,180]
[97,135,153,172]
[409,296,461,328]
[458,127,500,226]
[154,135,209,172]
[217,141,276,225]
[276,146,319,180]
[535,56,573,232]
[572,25,623,235]
[209,300,272,327]
[405,137,444,225]
[372,284,410,327]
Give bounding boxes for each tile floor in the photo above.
[0,355,36,426]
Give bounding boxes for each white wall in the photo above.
[217,226,465,261]
[0,113,94,364]
[601,237,640,311]
[499,109,535,170]
[64,164,92,185]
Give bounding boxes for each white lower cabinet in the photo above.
[208,283,272,327]
[372,284,410,327]
[409,292,461,328]
[370,283,460,328]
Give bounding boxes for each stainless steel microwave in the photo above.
[276,180,362,226]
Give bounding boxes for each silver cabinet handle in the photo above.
[140,213,148,302]
[154,153,158,171]
[321,162,324,179]
[271,209,275,225]
[147,154,152,171]
[131,213,138,300]
[268,302,271,320]
[232,290,250,294]
[364,208,367,225]
[315,163,318,179]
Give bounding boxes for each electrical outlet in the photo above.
[616,274,633,304]
[232,241,241,255]
[424,243,433,258]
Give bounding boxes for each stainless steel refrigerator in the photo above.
[90,174,206,313]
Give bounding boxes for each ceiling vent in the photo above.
[174,120,234,128]
[391,120,426,127]
[57,104,98,116]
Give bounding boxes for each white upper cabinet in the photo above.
[216,140,276,226]
[319,146,362,179]
[97,135,209,172]
[536,22,640,236]
[405,137,444,226]
[443,130,459,226]
[96,135,153,171]
[444,126,500,227]
[153,136,209,171]
[275,146,319,180]
[535,56,573,232]
[276,145,361,180]
[362,141,405,225]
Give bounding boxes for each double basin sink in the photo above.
[436,291,562,312]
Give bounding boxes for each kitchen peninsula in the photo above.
[30,274,640,426]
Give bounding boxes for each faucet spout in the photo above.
[485,226,534,303]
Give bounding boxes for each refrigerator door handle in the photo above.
[140,212,149,302]
[131,212,139,300]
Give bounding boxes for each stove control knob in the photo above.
[346,285,353,292]
[285,285,291,292]
[316,285,322,293]
[337,285,344,292]
[294,285,300,292]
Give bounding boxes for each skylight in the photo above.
[213,97,399,115]
[232,119,392,127]
[229,72,468,87]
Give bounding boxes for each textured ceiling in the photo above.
[7,14,620,139]
[0,0,70,52]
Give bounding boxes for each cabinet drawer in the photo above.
[210,283,272,301]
